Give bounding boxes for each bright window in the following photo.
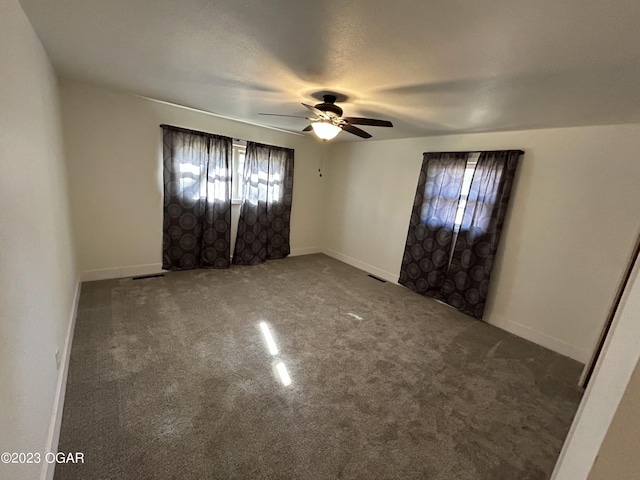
[453,153,479,228]
[449,153,479,265]
[232,142,246,203]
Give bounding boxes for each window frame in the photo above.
[449,153,479,266]
[231,142,246,204]
[453,154,479,230]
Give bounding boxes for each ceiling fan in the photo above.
[259,94,393,140]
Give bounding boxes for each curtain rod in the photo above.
[423,149,524,155]
[159,124,244,143]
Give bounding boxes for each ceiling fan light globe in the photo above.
[312,122,341,140]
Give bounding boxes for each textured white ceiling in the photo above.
[19,0,640,140]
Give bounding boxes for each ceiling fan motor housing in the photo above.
[315,94,343,117]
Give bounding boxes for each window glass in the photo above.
[453,154,479,227]
[232,143,246,202]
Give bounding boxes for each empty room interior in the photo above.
[3,0,640,479]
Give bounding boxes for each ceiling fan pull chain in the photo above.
[319,140,325,177]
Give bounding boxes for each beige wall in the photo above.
[60,79,324,276]
[0,1,78,479]
[587,357,640,480]
[552,246,640,480]
[322,125,640,362]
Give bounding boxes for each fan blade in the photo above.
[341,123,372,139]
[344,117,393,127]
[259,113,310,119]
[301,103,330,120]
[302,125,313,132]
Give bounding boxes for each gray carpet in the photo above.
[55,254,583,480]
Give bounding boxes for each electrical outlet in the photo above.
[55,349,61,369]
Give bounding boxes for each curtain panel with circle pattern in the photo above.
[232,141,294,265]
[161,125,233,270]
[399,152,470,296]
[399,150,521,319]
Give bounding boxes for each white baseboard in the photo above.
[320,247,588,363]
[290,246,322,257]
[488,315,589,363]
[320,247,399,284]
[79,253,324,281]
[41,279,82,480]
[80,263,165,282]
[79,253,587,362]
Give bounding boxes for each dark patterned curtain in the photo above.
[161,125,232,270]
[232,141,294,265]
[399,152,469,296]
[442,150,521,318]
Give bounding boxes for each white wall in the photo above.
[322,125,640,362]
[60,79,324,278]
[586,357,640,480]
[552,249,640,480]
[0,1,78,479]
